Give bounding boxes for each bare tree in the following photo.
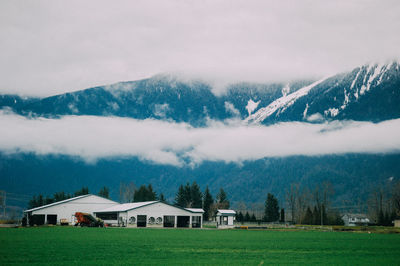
[392,181,400,216]
[296,187,310,224]
[119,182,136,203]
[286,183,299,223]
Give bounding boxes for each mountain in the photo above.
[2,152,399,209]
[0,76,313,126]
[247,61,400,124]
[1,61,399,212]
[1,61,399,126]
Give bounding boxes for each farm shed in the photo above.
[216,209,236,228]
[94,201,204,228]
[24,194,118,226]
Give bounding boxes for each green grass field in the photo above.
[1,227,400,265]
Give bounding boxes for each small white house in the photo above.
[342,214,370,226]
[24,194,118,226]
[216,209,236,228]
[94,201,204,228]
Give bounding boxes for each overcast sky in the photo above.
[1,0,400,96]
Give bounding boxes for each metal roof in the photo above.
[94,201,158,213]
[24,194,118,213]
[95,201,204,214]
[217,209,236,215]
[184,208,204,213]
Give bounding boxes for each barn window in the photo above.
[148,217,155,224]
[96,212,117,220]
[129,216,136,224]
[163,216,175,227]
[192,216,201,228]
[156,217,162,224]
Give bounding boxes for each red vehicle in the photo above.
[74,212,104,227]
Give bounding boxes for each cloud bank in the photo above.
[0,112,399,166]
[1,0,400,96]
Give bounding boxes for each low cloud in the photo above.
[0,111,399,166]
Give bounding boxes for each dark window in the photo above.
[47,214,57,225]
[96,212,117,220]
[137,215,147,227]
[177,216,190,228]
[32,214,45,225]
[163,216,175,227]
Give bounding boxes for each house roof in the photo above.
[94,201,158,213]
[94,200,204,214]
[217,209,236,215]
[184,208,204,213]
[342,213,369,219]
[24,194,118,213]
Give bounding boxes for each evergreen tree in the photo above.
[264,193,280,222]
[312,206,319,225]
[38,194,44,207]
[303,207,313,225]
[244,211,251,222]
[53,191,70,202]
[237,212,244,223]
[74,187,89,196]
[44,196,54,205]
[280,208,285,223]
[134,184,157,202]
[250,214,257,222]
[216,188,230,209]
[98,186,110,199]
[28,195,38,209]
[147,184,157,201]
[203,186,214,221]
[175,185,186,207]
[190,181,203,208]
[159,193,166,202]
[184,183,192,207]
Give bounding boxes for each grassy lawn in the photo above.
[1,227,400,265]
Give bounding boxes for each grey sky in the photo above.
[1,0,400,96]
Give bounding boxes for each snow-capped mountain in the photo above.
[0,76,312,126]
[1,61,400,207]
[1,61,399,126]
[246,61,400,124]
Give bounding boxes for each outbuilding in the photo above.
[94,201,204,228]
[216,209,236,228]
[341,213,370,226]
[24,194,118,226]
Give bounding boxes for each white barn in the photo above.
[94,201,204,228]
[24,194,118,226]
[216,209,236,228]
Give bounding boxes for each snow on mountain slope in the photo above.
[244,77,329,124]
[244,60,400,124]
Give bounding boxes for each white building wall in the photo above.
[30,195,118,225]
[228,216,234,226]
[126,202,202,228]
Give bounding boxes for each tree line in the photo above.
[285,182,343,225]
[368,181,400,226]
[173,182,230,221]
